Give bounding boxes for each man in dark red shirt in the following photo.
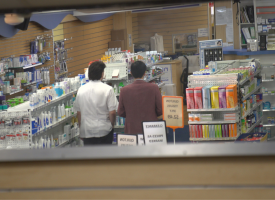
[117,61,162,134]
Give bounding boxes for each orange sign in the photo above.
[162,96,184,130]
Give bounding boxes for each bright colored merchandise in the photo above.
[210,86,219,108]
[226,84,237,108]
[202,86,211,109]
[218,86,227,108]
[194,87,203,109]
[186,88,195,109]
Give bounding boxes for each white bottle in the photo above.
[29,94,34,108]
[45,112,49,128]
[52,107,57,124]
[114,84,118,95]
[51,135,54,148]
[47,138,51,149]
[58,104,62,121]
[40,113,44,130]
[48,111,52,125]
[61,104,65,119]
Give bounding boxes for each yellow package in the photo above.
[210,86,220,108]
[226,84,237,108]
[202,125,206,138]
[205,125,209,138]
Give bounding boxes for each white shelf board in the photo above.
[114,125,125,128]
[102,76,127,82]
[263,93,275,96]
[56,135,80,148]
[32,90,77,111]
[22,79,42,87]
[190,137,237,141]
[263,109,275,112]
[9,62,42,69]
[242,102,263,119]
[242,84,262,101]
[6,89,24,95]
[246,117,263,133]
[188,120,237,125]
[263,124,275,127]
[188,106,239,112]
[262,79,274,82]
[33,113,77,136]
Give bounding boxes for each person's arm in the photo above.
[77,111,81,128]
[109,110,116,127]
[155,86,163,116]
[117,89,126,118]
[107,88,119,126]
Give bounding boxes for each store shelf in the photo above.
[114,125,125,128]
[188,120,238,125]
[263,124,275,127]
[158,82,165,88]
[190,137,237,141]
[103,76,127,82]
[33,113,77,136]
[263,93,275,96]
[5,89,24,95]
[263,109,275,112]
[242,84,262,101]
[57,135,80,148]
[146,60,163,68]
[146,72,166,82]
[32,90,77,111]
[188,106,239,112]
[9,62,42,69]
[240,23,255,25]
[242,102,263,119]
[22,79,42,87]
[262,79,274,82]
[239,77,249,85]
[246,117,263,133]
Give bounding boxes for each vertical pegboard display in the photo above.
[0,22,55,102]
[0,110,32,149]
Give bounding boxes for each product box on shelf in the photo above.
[108,41,125,51]
[210,86,219,108]
[236,132,267,142]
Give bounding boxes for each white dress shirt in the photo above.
[74,80,118,138]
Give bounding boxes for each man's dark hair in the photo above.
[131,61,146,78]
[88,61,106,81]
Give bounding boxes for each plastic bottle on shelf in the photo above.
[57,104,62,121]
[114,84,118,95]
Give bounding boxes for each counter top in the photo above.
[223,46,275,56]
[1,142,275,162]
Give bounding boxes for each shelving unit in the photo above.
[9,62,42,69]
[6,89,24,95]
[188,59,263,141]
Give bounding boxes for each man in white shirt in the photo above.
[74,61,117,145]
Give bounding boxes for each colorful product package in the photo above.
[218,86,227,108]
[194,87,203,109]
[189,125,194,138]
[233,123,237,137]
[202,86,211,109]
[226,84,237,108]
[205,125,209,138]
[186,88,195,109]
[202,125,206,138]
[188,114,194,122]
[210,86,219,108]
[222,125,225,137]
[209,125,215,138]
[215,125,222,138]
[224,124,229,137]
[194,114,200,121]
[197,125,203,138]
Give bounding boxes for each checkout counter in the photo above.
[0,143,275,199]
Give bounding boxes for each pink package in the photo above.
[189,125,195,138]
[218,86,227,108]
[186,88,195,109]
[194,87,203,109]
[198,125,203,138]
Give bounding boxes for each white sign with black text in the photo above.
[117,134,137,146]
[142,121,167,145]
[137,134,144,146]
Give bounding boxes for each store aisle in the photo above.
[167,126,190,143]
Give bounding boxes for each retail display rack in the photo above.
[187,59,263,141]
[4,90,79,149]
[261,63,275,138]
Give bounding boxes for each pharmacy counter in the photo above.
[1,143,275,199]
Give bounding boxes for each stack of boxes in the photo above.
[108,29,127,51]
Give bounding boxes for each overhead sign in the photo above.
[162,96,184,129]
[137,134,144,146]
[117,134,137,146]
[142,121,167,145]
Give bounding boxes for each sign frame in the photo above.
[142,120,168,145]
[117,134,137,146]
[162,96,184,130]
